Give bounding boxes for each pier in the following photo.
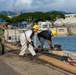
[0,28,76,75]
[2,43,76,74]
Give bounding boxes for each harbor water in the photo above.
[36,36,76,52]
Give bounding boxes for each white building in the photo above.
[54,14,76,26]
[38,21,52,30]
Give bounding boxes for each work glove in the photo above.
[50,45,54,50]
[26,41,29,47]
[31,41,35,47]
[50,46,54,50]
[29,41,35,47]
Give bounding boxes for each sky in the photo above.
[0,0,76,13]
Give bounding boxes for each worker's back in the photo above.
[37,30,52,40]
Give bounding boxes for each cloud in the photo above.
[0,0,76,13]
[0,0,32,11]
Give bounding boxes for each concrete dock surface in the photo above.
[0,59,21,75]
[0,47,74,75]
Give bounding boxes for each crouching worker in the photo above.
[19,24,39,56]
[37,30,56,49]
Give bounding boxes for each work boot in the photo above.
[19,54,28,57]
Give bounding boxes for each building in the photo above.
[54,14,76,26]
[38,21,52,30]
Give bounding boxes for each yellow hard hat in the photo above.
[51,30,57,36]
[33,25,39,30]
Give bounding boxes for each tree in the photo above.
[0,14,11,22]
[10,11,65,26]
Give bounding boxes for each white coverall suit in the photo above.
[19,30,36,56]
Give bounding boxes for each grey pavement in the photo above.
[0,59,21,75]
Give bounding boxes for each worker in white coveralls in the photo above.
[19,24,39,56]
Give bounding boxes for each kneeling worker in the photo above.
[19,24,39,56]
[37,30,56,49]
